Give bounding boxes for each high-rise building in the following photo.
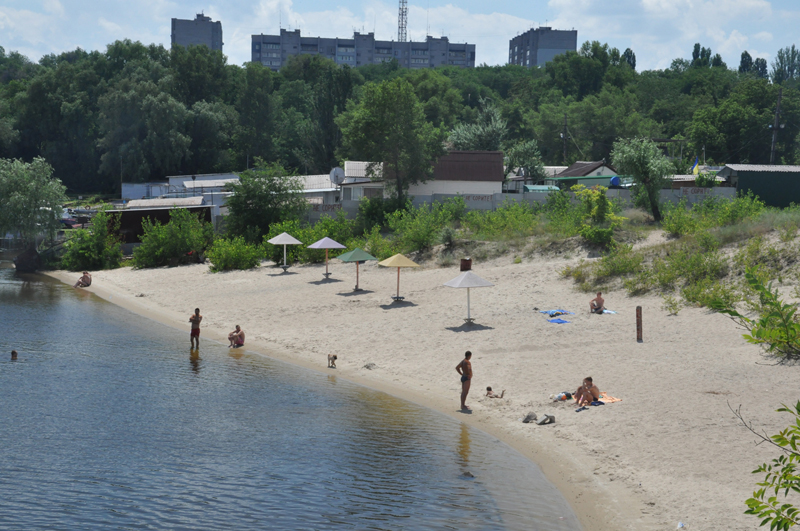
[171,14,223,52]
[251,29,475,71]
[508,27,577,67]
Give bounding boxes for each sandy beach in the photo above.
[48,247,799,530]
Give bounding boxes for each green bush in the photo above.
[206,237,264,272]
[594,244,643,280]
[462,201,540,239]
[263,219,304,265]
[132,208,213,268]
[360,226,399,260]
[543,189,584,236]
[60,209,123,271]
[579,225,615,246]
[354,196,405,233]
[386,202,451,253]
[661,199,698,236]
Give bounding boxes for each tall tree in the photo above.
[235,63,276,167]
[611,138,672,221]
[337,78,445,204]
[739,51,753,74]
[224,159,307,242]
[754,57,769,79]
[448,97,507,151]
[0,157,67,246]
[771,44,800,84]
[622,48,636,70]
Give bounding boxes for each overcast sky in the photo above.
[1,0,798,71]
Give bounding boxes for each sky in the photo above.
[1,0,799,71]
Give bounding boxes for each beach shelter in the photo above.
[337,248,377,291]
[308,237,346,278]
[267,232,302,272]
[378,253,420,301]
[443,271,494,323]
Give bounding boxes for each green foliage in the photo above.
[336,77,446,203]
[386,202,452,253]
[462,200,540,239]
[225,159,308,243]
[594,244,643,280]
[611,138,673,221]
[0,157,67,246]
[60,209,122,271]
[359,226,400,260]
[543,190,585,236]
[662,193,767,237]
[712,266,800,359]
[206,237,264,272]
[694,172,717,188]
[661,295,682,315]
[354,196,405,233]
[741,401,800,529]
[132,208,213,268]
[449,97,507,151]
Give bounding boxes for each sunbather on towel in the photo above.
[575,377,600,407]
[590,292,605,314]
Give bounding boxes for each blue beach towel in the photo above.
[602,310,617,314]
[540,309,575,316]
[548,318,571,324]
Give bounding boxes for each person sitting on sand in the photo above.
[74,271,92,288]
[228,325,245,348]
[575,377,600,408]
[589,292,604,314]
[485,386,505,398]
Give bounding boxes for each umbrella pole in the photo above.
[397,267,400,298]
[325,249,329,277]
[467,287,471,320]
[283,244,287,267]
[356,261,360,290]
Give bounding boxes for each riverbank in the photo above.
[47,251,798,530]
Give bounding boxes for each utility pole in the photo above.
[770,88,783,165]
[562,113,568,164]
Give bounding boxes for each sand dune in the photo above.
[49,248,799,530]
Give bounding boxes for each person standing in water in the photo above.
[455,351,473,411]
[189,308,202,349]
[11,350,18,361]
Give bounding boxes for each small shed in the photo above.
[716,164,800,208]
[108,204,213,243]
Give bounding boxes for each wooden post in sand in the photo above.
[636,306,643,343]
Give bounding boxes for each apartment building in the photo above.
[252,29,475,70]
[508,27,576,67]
[171,14,223,52]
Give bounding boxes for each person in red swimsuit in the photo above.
[189,308,202,349]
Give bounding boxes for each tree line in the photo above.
[1,39,799,194]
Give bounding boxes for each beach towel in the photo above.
[598,392,621,403]
[548,318,571,324]
[602,310,617,314]
[540,309,575,316]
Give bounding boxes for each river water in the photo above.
[0,257,581,530]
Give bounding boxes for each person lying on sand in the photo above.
[575,377,600,408]
[589,292,605,314]
[485,386,505,398]
[74,271,92,288]
[228,325,245,348]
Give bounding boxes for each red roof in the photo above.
[432,151,504,182]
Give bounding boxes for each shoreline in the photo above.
[45,253,797,530]
[45,268,631,529]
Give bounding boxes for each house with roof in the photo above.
[338,151,505,204]
[717,164,800,207]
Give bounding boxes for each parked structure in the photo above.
[171,14,223,52]
[509,27,577,67]
[252,29,475,70]
[717,164,800,207]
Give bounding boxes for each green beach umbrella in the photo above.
[337,248,377,291]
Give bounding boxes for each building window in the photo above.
[254,44,260,50]
[338,46,355,53]
[411,49,427,56]
[262,52,280,58]
[376,48,391,55]
[338,55,354,61]
[301,44,317,51]
[264,43,280,49]
[411,58,428,64]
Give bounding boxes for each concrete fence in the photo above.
[311,187,736,221]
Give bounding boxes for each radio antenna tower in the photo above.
[398,0,408,42]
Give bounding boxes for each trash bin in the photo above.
[460,258,472,271]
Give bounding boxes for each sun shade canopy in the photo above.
[338,248,377,262]
[443,271,494,289]
[378,254,419,268]
[267,232,302,245]
[308,237,346,249]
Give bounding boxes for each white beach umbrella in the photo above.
[267,232,303,271]
[443,271,494,323]
[307,237,346,278]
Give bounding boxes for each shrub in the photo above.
[386,202,451,253]
[661,295,682,315]
[60,209,123,271]
[462,200,540,239]
[354,196,405,233]
[207,237,264,272]
[132,208,213,268]
[661,199,698,236]
[360,226,399,260]
[579,225,615,247]
[543,189,584,236]
[594,244,643,280]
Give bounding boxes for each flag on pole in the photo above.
[690,157,699,175]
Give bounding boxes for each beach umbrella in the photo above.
[443,271,494,323]
[337,248,377,291]
[378,253,419,301]
[308,237,346,278]
[267,232,302,272]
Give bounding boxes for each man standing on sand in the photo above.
[455,351,473,411]
[189,308,202,349]
[590,292,605,314]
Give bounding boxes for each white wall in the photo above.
[408,180,502,196]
